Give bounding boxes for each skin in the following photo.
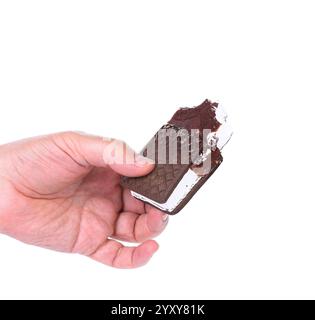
[0,132,168,269]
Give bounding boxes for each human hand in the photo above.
[0,132,168,268]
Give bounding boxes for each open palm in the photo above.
[0,132,168,268]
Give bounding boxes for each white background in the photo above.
[0,1,314,300]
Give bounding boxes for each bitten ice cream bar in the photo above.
[121,100,233,214]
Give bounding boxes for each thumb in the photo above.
[60,131,154,177]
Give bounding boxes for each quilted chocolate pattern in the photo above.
[121,163,188,203]
[121,123,192,203]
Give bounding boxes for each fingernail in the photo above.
[162,214,169,222]
[135,154,155,166]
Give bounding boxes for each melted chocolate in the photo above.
[168,99,221,131]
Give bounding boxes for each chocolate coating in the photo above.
[121,99,225,214]
[168,99,221,131]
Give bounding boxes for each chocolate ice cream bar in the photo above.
[121,100,232,214]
